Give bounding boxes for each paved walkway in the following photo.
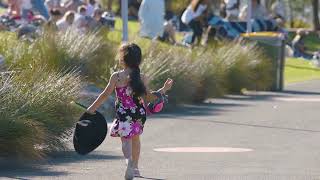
[2,80,320,180]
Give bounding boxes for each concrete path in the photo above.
[1,80,320,180]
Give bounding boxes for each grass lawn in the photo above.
[285,58,320,84]
[0,16,319,85]
[108,18,184,43]
[111,19,320,84]
[288,32,320,52]
[0,7,6,14]
[106,18,140,43]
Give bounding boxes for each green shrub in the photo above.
[0,30,273,161]
[170,0,190,14]
[286,19,312,29]
[0,29,116,85]
[137,40,272,103]
[219,43,272,93]
[0,68,82,160]
[140,42,197,104]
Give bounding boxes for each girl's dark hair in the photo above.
[120,43,146,97]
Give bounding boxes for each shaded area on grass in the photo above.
[285,58,320,83]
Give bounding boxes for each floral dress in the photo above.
[110,86,147,139]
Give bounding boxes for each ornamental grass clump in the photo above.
[137,40,272,104]
[141,43,199,104]
[0,29,116,84]
[220,43,273,93]
[0,68,82,160]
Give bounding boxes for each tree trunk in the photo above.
[312,0,320,30]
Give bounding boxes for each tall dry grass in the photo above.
[137,40,272,103]
[0,68,82,160]
[0,29,273,161]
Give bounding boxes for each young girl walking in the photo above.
[87,43,173,179]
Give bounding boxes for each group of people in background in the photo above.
[3,0,114,35]
[0,0,289,42]
[137,0,288,46]
[1,0,319,60]
[222,0,286,22]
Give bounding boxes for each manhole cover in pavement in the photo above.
[153,147,253,153]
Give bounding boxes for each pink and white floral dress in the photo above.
[110,86,146,139]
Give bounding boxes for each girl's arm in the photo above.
[142,75,173,103]
[157,78,173,94]
[87,73,117,114]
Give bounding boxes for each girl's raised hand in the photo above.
[163,78,173,92]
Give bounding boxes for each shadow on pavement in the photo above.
[156,89,320,119]
[279,90,320,96]
[173,117,320,133]
[152,90,320,133]
[157,102,249,118]
[137,176,166,180]
[47,150,122,165]
[0,166,68,180]
[0,151,122,179]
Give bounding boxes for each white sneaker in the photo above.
[125,159,134,180]
[133,168,141,177]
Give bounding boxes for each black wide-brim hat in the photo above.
[73,111,108,155]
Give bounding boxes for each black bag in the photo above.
[73,111,108,155]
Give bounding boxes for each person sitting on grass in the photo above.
[56,10,75,31]
[87,8,104,31]
[74,5,87,32]
[292,29,319,60]
[8,0,21,18]
[181,0,210,46]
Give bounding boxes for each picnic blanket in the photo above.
[208,16,279,39]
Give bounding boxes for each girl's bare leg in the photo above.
[132,135,141,169]
[121,137,134,179]
[121,137,132,160]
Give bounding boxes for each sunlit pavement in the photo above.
[2,80,320,180]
